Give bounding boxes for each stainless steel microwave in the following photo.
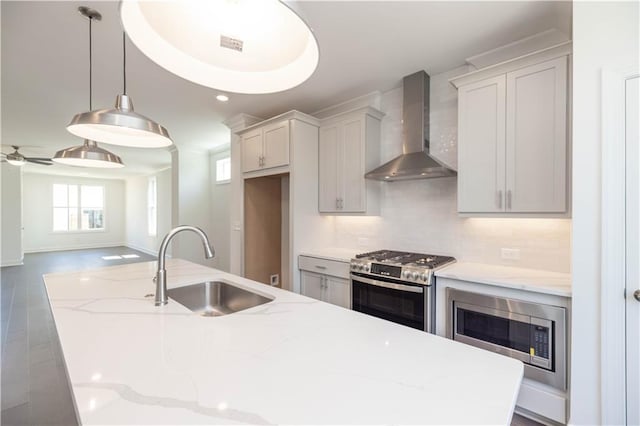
[446,288,567,390]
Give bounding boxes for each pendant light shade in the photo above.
[66,11,172,148]
[67,94,172,148]
[120,0,319,94]
[53,140,124,169]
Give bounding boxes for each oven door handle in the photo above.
[351,274,424,294]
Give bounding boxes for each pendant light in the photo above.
[53,6,124,169]
[120,0,319,94]
[66,20,172,148]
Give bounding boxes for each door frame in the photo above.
[601,66,640,424]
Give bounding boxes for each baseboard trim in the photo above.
[124,243,158,257]
[24,242,126,254]
[1,259,24,267]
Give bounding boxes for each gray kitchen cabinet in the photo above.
[452,43,570,215]
[299,255,351,308]
[318,107,383,214]
[241,119,290,173]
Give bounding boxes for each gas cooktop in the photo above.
[355,250,455,269]
[351,250,456,285]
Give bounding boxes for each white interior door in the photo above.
[626,75,640,426]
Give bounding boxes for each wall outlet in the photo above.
[357,237,369,247]
[270,274,280,287]
[501,248,521,260]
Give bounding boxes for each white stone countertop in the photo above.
[435,262,572,297]
[44,259,523,425]
[298,247,362,263]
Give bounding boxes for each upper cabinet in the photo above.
[241,119,290,173]
[452,43,570,215]
[318,107,384,214]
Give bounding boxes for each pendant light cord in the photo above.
[122,32,127,95]
[89,15,93,109]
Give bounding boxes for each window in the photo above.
[53,184,104,231]
[148,177,157,237]
[216,157,231,183]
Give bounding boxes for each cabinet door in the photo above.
[263,120,290,169]
[505,57,567,212]
[319,124,340,212]
[326,276,351,309]
[458,75,507,213]
[341,117,366,212]
[241,128,263,173]
[301,271,324,301]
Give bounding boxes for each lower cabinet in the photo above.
[300,271,351,309]
[298,255,351,309]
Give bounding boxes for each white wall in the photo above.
[327,67,571,273]
[21,173,125,252]
[173,149,215,266]
[125,168,172,256]
[571,2,639,424]
[209,149,231,272]
[1,164,23,266]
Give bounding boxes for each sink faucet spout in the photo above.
[155,225,215,306]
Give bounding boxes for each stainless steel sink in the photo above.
[168,280,273,317]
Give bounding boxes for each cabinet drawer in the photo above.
[298,256,350,279]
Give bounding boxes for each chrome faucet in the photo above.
[155,225,215,306]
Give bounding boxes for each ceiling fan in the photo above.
[1,145,53,166]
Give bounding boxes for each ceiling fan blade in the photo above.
[25,157,53,161]
[26,159,53,166]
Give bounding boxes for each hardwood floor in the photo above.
[1,247,546,426]
[1,247,155,426]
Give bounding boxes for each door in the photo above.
[458,75,506,213]
[241,128,263,173]
[341,117,366,212]
[263,120,289,169]
[506,57,567,212]
[301,271,324,301]
[626,75,640,425]
[326,276,351,309]
[319,124,340,212]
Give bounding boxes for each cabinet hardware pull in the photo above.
[336,198,339,209]
[497,190,503,209]
[507,190,512,210]
[315,265,327,270]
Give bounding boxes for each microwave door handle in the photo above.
[351,274,424,293]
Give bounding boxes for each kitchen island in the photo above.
[44,259,523,425]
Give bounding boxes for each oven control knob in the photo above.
[403,271,410,278]
[364,265,370,272]
[411,272,419,280]
[420,273,428,282]
[358,264,364,271]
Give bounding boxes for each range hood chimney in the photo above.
[365,71,457,181]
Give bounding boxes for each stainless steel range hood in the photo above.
[365,71,457,181]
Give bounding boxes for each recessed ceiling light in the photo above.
[120,0,320,94]
[216,94,229,102]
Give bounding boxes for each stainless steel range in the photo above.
[350,250,455,332]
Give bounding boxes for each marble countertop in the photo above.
[298,247,361,262]
[435,262,572,297]
[44,259,523,425]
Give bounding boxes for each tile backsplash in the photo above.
[329,66,571,273]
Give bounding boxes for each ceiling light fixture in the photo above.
[6,153,26,167]
[54,7,124,169]
[66,9,172,148]
[216,94,229,102]
[120,0,320,94]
